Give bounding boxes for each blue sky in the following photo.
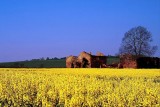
[0,0,160,62]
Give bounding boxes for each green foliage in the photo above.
[0,57,120,68]
[0,59,66,68]
[107,57,120,65]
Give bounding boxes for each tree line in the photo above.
[30,57,66,61]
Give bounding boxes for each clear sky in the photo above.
[0,0,160,62]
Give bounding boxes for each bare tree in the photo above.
[119,26,157,56]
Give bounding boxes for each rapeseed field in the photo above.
[0,68,160,107]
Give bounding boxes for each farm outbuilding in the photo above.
[119,54,160,68]
[66,52,160,68]
[66,51,107,68]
